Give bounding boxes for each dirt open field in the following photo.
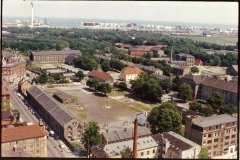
[45,85,141,126]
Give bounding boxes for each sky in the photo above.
[2,1,239,25]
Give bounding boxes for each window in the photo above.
[214,139,218,142]
[204,134,207,137]
[141,152,144,156]
[231,135,235,139]
[225,142,229,145]
[231,140,235,144]
[224,148,228,151]
[147,151,150,155]
[230,148,233,153]
[207,140,212,144]
[208,134,212,138]
[225,136,230,139]
[153,149,155,153]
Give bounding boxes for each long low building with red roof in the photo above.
[2,124,48,157]
[88,70,114,83]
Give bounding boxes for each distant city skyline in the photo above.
[3,1,238,26]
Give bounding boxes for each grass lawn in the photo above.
[108,87,129,97]
[132,102,151,111]
[174,35,237,45]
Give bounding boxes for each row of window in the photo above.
[140,149,156,156]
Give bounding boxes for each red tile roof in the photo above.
[2,125,47,143]
[89,70,114,82]
[201,76,237,93]
[121,66,143,75]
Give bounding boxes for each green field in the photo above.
[174,35,237,45]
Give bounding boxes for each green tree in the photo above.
[207,92,224,112]
[38,71,48,84]
[75,71,84,81]
[110,59,125,71]
[81,121,101,157]
[153,52,160,58]
[191,66,199,73]
[219,104,237,114]
[86,78,99,90]
[100,60,111,72]
[96,82,112,94]
[118,82,127,90]
[147,103,182,134]
[160,79,172,93]
[199,147,209,159]
[172,75,182,91]
[178,83,193,101]
[120,147,133,158]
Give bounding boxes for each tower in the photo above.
[133,118,138,158]
[31,1,34,27]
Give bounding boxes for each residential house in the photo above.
[175,53,195,66]
[120,66,143,83]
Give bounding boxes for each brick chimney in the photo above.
[133,118,138,158]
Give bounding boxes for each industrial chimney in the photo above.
[31,1,34,27]
[133,118,138,158]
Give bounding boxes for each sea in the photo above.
[3,17,238,29]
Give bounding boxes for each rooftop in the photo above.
[152,131,200,151]
[177,53,195,58]
[89,70,114,81]
[193,114,237,128]
[201,76,237,93]
[121,66,143,75]
[182,74,202,84]
[31,50,81,56]
[27,86,75,126]
[2,125,47,143]
[53,90,70,102]
[93,135,158,157]
[102,126,151,144]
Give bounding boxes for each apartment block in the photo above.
[184,114,238,158]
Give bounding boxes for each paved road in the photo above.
[9,85,76,158]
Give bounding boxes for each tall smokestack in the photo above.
[133,118,138,158]
[31,2,34,27]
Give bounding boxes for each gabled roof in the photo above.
[2,125,47,143]
[121,66,143,75]
[152,131,200,151]
[201,76,237,93]
[27,86,75,126]
[89,70,114,82]
[182,74,202,84]
[231,65,238,72]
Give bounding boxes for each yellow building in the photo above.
[120,66,143,83]
[1,125,48,157]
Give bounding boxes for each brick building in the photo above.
[1,125,48,157]
[29,50,81,63]
[26,85,83,141]
[184,114,237,158]
[181,75,238,105]
[2,60,26,85]
[173,53,195,66]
